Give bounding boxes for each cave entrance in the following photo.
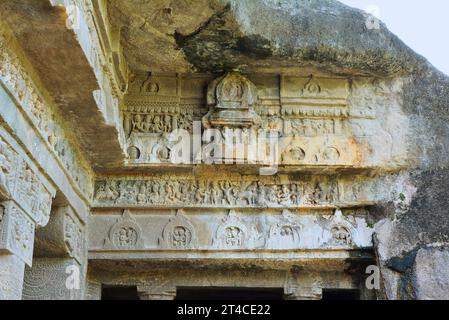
[175,287,285,300]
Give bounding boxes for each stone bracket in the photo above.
[35,206,86,265]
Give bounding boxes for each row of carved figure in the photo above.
[94,179,339,207]
[124,111,346,137]
[0,28,92,198]
[124,112,194,136]
[100,209,372,251]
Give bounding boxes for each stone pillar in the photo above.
[23,258,84,300]
[0,254,25,300]
[137,284,176,300]
[0,201,36,299]
[22,206,86,300]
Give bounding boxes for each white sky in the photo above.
[338,0,449,75]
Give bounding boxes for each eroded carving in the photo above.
[159,209,196,249]
[0,136,52,226]
[64,212,85,264]
[0,26,93,198]
[104,210,144,249]
[267,210,302,249]
[212,210,260,249]
[0,202,35,266]
[94,176,345,209]
[203,72,261,129]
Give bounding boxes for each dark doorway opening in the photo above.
[101,286,140,300]
[321,289,360,300]
[175,287,284,300]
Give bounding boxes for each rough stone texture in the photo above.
[1,0,449,300]
[108,0,425,76]
[413,247,449,300]
[22,258,85,300]
[0,254,25,300]
[0,0,125,169]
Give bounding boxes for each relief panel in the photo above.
[120,72,395,168]
[0,201,35,266]
[93,175,364,209]
[89,208,374,253]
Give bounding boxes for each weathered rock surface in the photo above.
[0,0,125,169]
[109,0,426,75]
[1,0,449,300]
[412,247,449,300]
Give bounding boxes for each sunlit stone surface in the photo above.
[0,0,448,300]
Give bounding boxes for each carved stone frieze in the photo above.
[120,72,396,168]
[0,201,35,266]
[89,208,374,253]
[93,175,366,209]
[319,209,358,248]
[0,24,93,198]
[0,136,53,226]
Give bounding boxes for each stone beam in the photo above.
[88,208,375,260]
[0,0,126,169]
[0,20,91,221]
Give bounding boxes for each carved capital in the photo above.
[284,286,322,300]
[0,201,35,266]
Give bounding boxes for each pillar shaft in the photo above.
[0,254,25,300]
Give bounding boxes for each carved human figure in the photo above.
[117,227,138,247]
[225,226,243,247]
[265,185,277,204]
[142,115,153,132]
[223,80,244,103]
[331,225,352,245]
[278,185,292,205]
[137,183,147,204]
[151,181,161,204]
[164,115,172,132]
[153,143,170,162]
[290,184,302,205]
[177,182,188,202]
[145,81,159,93]
[133,114,144,132]
[153,115,163,132]
[220,181,233,205]
[172,226,190,248]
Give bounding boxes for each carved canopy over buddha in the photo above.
[203,72,261,128]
